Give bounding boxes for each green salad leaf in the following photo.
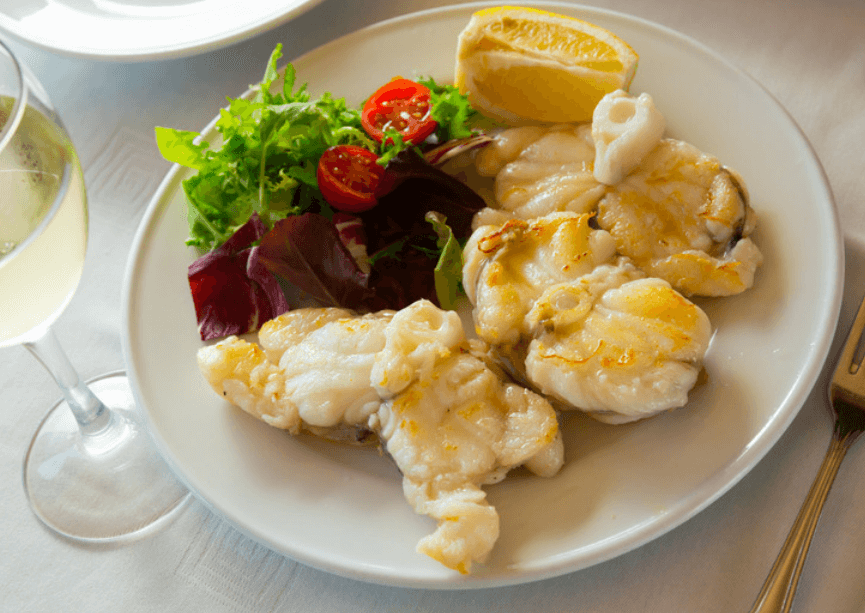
[419,77,480,142]
[425,211,465,310]
[154,128,208,170]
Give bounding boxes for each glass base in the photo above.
[23,371,190,542]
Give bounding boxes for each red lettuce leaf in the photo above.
[188,213,290,341]
[370,148,486,241]
[353,148,486,310]
[257,212,385,310]
[366,241,439,309]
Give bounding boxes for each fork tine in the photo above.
[834,294,865,379]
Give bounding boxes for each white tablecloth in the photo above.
[2,0,864,611]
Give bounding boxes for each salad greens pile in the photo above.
[157,44,480,253]
[157,45,373,252]
[156,44,488,340]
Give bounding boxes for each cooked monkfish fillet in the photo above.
[371,348,562,573]
[470,90,761,296]
[197,308,393,438]
[463,211,712,423]
[524,270,712,423]
[462,211,618,346]
[197,299,563,574]
[473,123,605,225]
[597,138,762,296]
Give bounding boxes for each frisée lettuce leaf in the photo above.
[418,77,480,143]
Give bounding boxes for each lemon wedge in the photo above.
[455,6,639,124]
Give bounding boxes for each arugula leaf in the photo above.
[257,44,284,103]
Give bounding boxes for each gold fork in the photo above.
[749,293,865,612]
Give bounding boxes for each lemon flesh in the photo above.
[455,7,639,124]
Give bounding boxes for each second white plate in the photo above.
[122,2,843,589]
[0,0,324,60]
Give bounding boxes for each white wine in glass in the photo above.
[0,39,189,541]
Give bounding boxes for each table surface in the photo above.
[2,0,865,611]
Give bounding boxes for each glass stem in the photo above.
[23,327,111,436]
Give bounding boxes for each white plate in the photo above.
[0,0,324,61]
[121,2,843,589]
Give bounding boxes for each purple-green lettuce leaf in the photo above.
[188,213,290,341]
[257,212,379,310]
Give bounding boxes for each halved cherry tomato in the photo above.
[361,78,438,145]
[316,145,385,212]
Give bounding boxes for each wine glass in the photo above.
[0,39,190,541]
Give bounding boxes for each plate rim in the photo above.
[121,0,845,589]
